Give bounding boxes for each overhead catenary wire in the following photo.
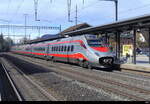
[75,4,78,26]
[6,0,11,15]
[83,0,84,5]
[2,0,150,35]
[50,0,52,3]
[34,0,39,21]
[52,0,99,23]
[67,0,72,22]
[10,0,24,22]
[119,3,150,15]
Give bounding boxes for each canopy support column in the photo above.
[133,29,136,64]
[115,32,118,60]
[148,28,150,64]
[115,31,121,62]
[117,31,121,61]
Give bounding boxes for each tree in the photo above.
[4,37,14,51]
[0,33,14,52]
[0,33,5,52]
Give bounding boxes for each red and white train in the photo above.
[11,34,116,69]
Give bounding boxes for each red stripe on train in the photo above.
[30,40,84,47]
[12,51,88,60]
[91,47,109,52]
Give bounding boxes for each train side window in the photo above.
[55,46,56,51]
[55,46,57,51]
[60,46,62,51]
[67,46,70,52]
[53,47,54,51]
[64,46,66,52]
[57,46,59,51]
[59,46,61,51]
[59,46,62,51]
[52,47,54,51]
[58,46,60,51]
[71,45,74,52]
[54,47,56,51]
[61,46,63,51]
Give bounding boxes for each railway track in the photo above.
[0,62,23,101]
[0,58,57,101]
[4,53,150,101]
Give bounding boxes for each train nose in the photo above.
[99,57,114,66]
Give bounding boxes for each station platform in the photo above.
[120,55,150,73]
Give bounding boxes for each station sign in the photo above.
[122,45,133,56]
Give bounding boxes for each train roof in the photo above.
[25,23,91,44]
[26,34,64,44]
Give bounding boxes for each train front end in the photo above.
[85,35,116,68]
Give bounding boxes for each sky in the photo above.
[0,0,150,42]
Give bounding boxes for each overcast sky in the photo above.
[0,0,150,41]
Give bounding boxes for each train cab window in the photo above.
[71,45,74,52]
[67,46,70,52]
[87,39,102,47]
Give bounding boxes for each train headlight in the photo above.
[95,52,100,56]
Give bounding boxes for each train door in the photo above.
[67,45,70,63]
[67,37,73,63]
[46,44,49,60]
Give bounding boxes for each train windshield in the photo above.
[87,39,103,47]
[85,34,109,47]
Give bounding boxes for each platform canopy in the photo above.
[63,14,150,36]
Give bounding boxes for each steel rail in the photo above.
[20,55,150,95]
[8,54,148,101]
[2,58,57,101]
[1,62,23,101]
[39,63,149,100]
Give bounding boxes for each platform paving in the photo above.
[120,55,150,72]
